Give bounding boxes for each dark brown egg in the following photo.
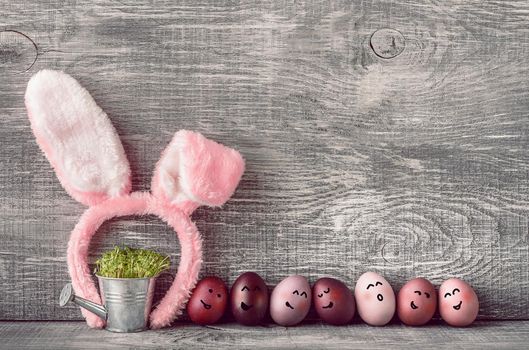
[187,276,228,325]
[230,272,269,325]
[313,277,355,325]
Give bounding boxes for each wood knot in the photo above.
[0,30,38,73]
[370,28,405,59]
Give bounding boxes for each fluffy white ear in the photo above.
[25,70,131,206]
[152,130,244,207]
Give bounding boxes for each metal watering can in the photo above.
[60,276,156,332]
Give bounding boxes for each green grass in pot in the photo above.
[95,246,170,278]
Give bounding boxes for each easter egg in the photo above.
[313,277,355,325]
[230,272,269,325]
[439,278,479,327]
[187,276,228,325]
[354,271,395,326]
[397,277,437,326]
[270,275,311,326]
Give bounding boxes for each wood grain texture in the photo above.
[2,321,529,350]
[0,31,37,73]
[1,0,528,321]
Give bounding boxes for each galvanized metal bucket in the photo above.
[59,276,156,332]
[97,275,156,332]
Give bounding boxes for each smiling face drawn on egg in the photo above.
[439,278,479,327]
[317,286,334,309]
[354,272,396,326]
[270,275,311,326]
[397,278,437,326]
[313,277,355,325]
[285,288,308,310]
[445,289,462,310]
[187,276,228,325]
[230,272,269,325]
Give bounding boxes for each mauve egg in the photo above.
[270,275,311,326]
[313,277,355,325]
[187,276,228,325]
[439,278,479,327]
[355,272,395,326]
[397,277,437,326]
[230,272,269,325]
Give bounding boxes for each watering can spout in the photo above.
[59,283,107,321]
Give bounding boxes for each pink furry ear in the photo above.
[152,130,245,207]
[25,70,131,206]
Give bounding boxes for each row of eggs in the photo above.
[187,271,479,327]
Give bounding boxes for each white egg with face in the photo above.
[270,275,311,326]
[354,271,395,326]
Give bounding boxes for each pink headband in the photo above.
[24,70,245,329]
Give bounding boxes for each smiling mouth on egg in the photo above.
[453,301,462,310]
[241,302,253,311]
[285,301,294,309]
[410,301,418,310]
[200,300,212,310]
[322,301,334,309]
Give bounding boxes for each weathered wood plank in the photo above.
[0,30,37,73]
[1,0,529,321]
[2,321,529,350]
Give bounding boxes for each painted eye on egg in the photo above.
[316,289,328,298]
[452,288,460,295]
[217,294,221,298]
[444,292,451,298]
[241,286,249,291]
[292,290,307,298]
[208,289,213,293]
[367,281,383,289]
[414,290,431,298]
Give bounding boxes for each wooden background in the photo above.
[1,0,528,322]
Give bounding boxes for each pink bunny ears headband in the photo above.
[24,70,245,329]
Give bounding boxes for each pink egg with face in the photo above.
[439,278,479,327]
[355,272,395,326]
[270,275,311,326]
[397,278,437,326]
